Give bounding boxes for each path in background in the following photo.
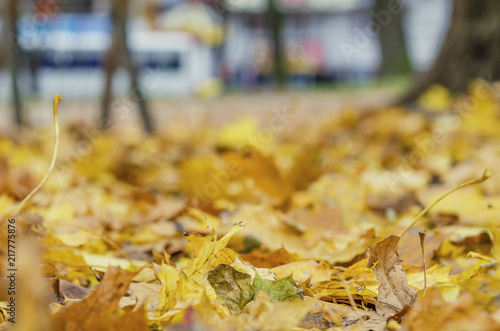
[0,87,397,135]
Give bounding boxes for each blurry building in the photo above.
[223,0,451,86]
[0,0,219,100]
[0,0,451,100]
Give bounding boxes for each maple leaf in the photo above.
[52,266,148,331]
[156,223,243,319]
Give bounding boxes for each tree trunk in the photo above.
[2,0,23,127]
[267,0,286,88]
[400,0,500,103]
[101,0,154,134]
[374,0,411,77]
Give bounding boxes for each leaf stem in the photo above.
[8,94,61,216]
[401,169,491,236]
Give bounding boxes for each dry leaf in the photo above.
[252,273,304,302]
[52,266,148,330]
[207,264,254,313]
[367,235,418,317]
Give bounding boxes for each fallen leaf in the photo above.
[237,293,314,331]
[207,264,254,313]
[156,223,243,319]
[52,266,148,330]
[399,228,450,268]
[367,235,418,317]
[406,265,453,290]
[271,260,331,284]
[241,248,301,268]
[50,278,92,303]
[252,273,304,302]
[120,282,162,315]
[311,279,377,307]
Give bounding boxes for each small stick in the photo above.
[419,230,427,296]
[401,169,491,235]
[8,94,62,216]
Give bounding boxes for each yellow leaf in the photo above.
[417,84,453,112]
[231,255,276,282]
[312,280,377,302]
[44,248,88,268]
[271,260,331,284]
[82,253,146,271]
[216,116,260,150]
[183,223,242,280]
[156,223,243,320]
[406,265,452,290]
[157,264,181,313]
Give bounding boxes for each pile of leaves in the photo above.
[2,81,500,330]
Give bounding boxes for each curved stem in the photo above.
[401,169,491,235]
[8,94,61,216]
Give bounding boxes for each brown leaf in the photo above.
[77,266,139,314]
[0,156,38,199]
[365,191,419,215]
[399,228,450,269]
[298,311,335,329]
[290,206,342,236]
[50,278,92,304]
[120,282,163,312]
[241,248,301,268]
[52,266,148,330]
[367,235,418,317]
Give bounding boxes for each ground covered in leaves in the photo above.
[2,82,500,330]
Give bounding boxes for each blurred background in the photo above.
[0,0,450,97]
[3,0,497,133]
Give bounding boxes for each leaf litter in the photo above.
[2,84,500,330]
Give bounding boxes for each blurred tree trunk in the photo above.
[401,0,500,103]
[102,0,154,134]
[207,1,228,82]
[2,0,23,127]
[266,0,286,88]
[374,0,411,77]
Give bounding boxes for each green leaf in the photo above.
[207,264,254,314]
[252,273,304,302]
